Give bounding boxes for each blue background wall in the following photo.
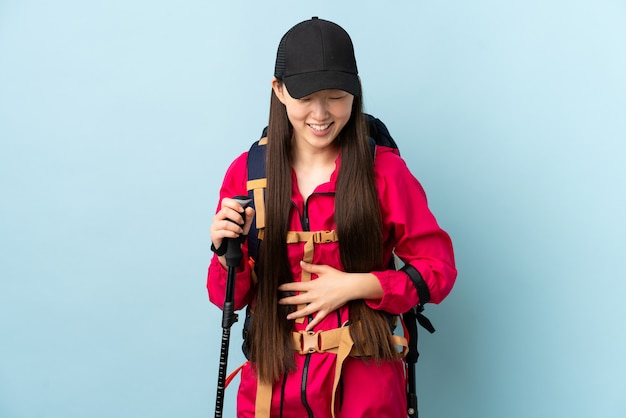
[1,1,625,417]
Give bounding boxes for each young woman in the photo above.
[208,17,457,418]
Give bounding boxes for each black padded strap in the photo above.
[246,139,267,262]
[210,241,227,256]
[401,264,431,305]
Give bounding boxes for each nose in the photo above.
[310,97,329,120]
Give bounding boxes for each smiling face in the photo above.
[272,79,354,153]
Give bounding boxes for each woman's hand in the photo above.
[210,197,255,266]
[278,261,384,331]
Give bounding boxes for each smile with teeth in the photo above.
[309,123,332,131]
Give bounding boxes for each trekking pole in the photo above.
[404,304,436,418]
[404,308,419,418]
[215,196,252,418]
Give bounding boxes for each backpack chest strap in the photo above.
[254,325,408,418]
[254,326,352,418]
[285,230,339,324]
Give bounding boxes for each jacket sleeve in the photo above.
[366,148,457,314]
[206,152,255,311]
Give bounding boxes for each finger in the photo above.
[214,207,246,232]
[213,218,243,236]
[221,207,246,227]
[220,198,248,225]
[210,217,245,247]
[278,282,310,292]
[242,207,255,235]
[300,260,327,274]
[221,197,246,213]
[300,260,314,271]
[279,292,310,306]
[286,304,315,321]
[304,310,330,331]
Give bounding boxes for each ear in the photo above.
[272,78,287,104]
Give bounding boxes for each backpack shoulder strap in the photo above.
[366,113,399,164]
[246,137,267,262]
[365,113,399,153]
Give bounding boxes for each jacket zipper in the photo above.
[301,192,334,231]
[298,192,335,417]
[301,353,314,417]
[280,374,287,417]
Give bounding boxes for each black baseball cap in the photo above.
[274,17,360,99]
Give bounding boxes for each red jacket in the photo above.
[207,145,456,417]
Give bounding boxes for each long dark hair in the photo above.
[248,80,397,383]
